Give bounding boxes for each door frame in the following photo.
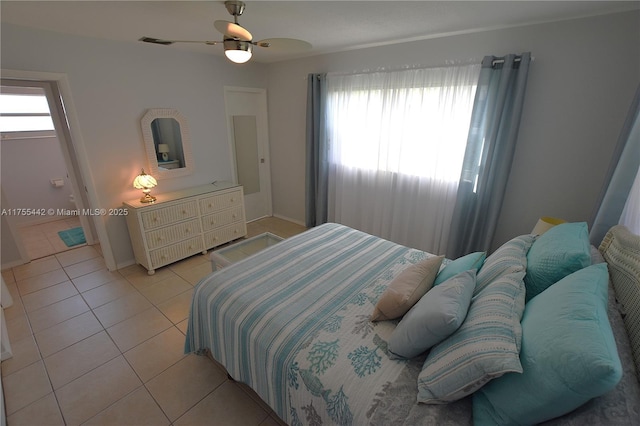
[223,86,273,221]
[1,69,116,271]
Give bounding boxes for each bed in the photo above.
[185,222,640,425]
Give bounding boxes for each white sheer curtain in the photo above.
[620,167,640,235]
[326,63,480,254]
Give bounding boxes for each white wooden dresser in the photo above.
[123,182,247,274]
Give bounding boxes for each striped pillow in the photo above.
[474,234,535,295]
[473,264,622,425]
[417,268,527,403]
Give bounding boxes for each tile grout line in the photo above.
[7,247,133,422]
[68,259,201,423]
[166,377,232,425]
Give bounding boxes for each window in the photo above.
[326,65,479,183]
[324,63,481,254]
[0,87,55,137]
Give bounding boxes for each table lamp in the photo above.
[158,144,170,161]
[531,216,566,235]
[133,169,157,203]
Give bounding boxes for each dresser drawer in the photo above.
[201,206,243,232]
[199,190,242,215]
[141,201,198,230]
[204,223,246,248]
[145,218,202,250]
[149,236,204,269]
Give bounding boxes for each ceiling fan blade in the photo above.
[139,37,174,45]
[139,37,219,46]
[214,20,252,41]
[256,38,312,52]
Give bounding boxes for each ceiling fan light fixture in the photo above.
[223,39,252,63]
[140,1,310,61]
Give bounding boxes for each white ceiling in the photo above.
[2,1,638,63]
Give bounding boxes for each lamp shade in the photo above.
[224,39,252,63]
[133,169,157,203]
[133,169,157,190]
[531,216,566,235]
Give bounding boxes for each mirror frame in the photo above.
[140,108,194,179]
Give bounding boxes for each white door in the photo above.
[224,87,272,221]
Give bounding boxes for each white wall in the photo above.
[1,23,268,267]
[1,135,74,224]
[267,11,640,251]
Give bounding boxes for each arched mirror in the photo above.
[140,108,194,179]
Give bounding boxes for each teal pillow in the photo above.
[524,221,591,302]
[433,252,485,286]
[473,263,622,425]
[388,270,476,359]
[417,268,526,403]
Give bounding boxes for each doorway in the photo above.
[1,78,96,263]
[224,87,272,221]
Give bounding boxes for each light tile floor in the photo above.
[1,216,306,426]
[18,217,87,260]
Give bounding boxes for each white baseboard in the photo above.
[247,215,271,223]
[115,258,136,271]
[272,213,306,227]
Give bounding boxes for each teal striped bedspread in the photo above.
[186,223,640,426]
[185,223,438,425]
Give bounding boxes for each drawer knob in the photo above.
[208,203,213,208]
[157,237,163,241]
[161,255,167,260]
[188,245,193,250]
[230,198,235,202]
[185,228,191,233]
[211,220,216,225]
[153,217,158,222]
[234,229,238,234]
[232,214,237,219]
[182,210,187,214]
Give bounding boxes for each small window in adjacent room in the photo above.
[0,86,55,139]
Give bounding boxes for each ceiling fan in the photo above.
[139,0,312,64]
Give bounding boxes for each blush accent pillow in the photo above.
[370,255,444,321]
[433,252,486,287]
[388,269,476,359]
[524,221,591,302]
[473,263,622,425]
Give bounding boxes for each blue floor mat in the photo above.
[58,227,86,247]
